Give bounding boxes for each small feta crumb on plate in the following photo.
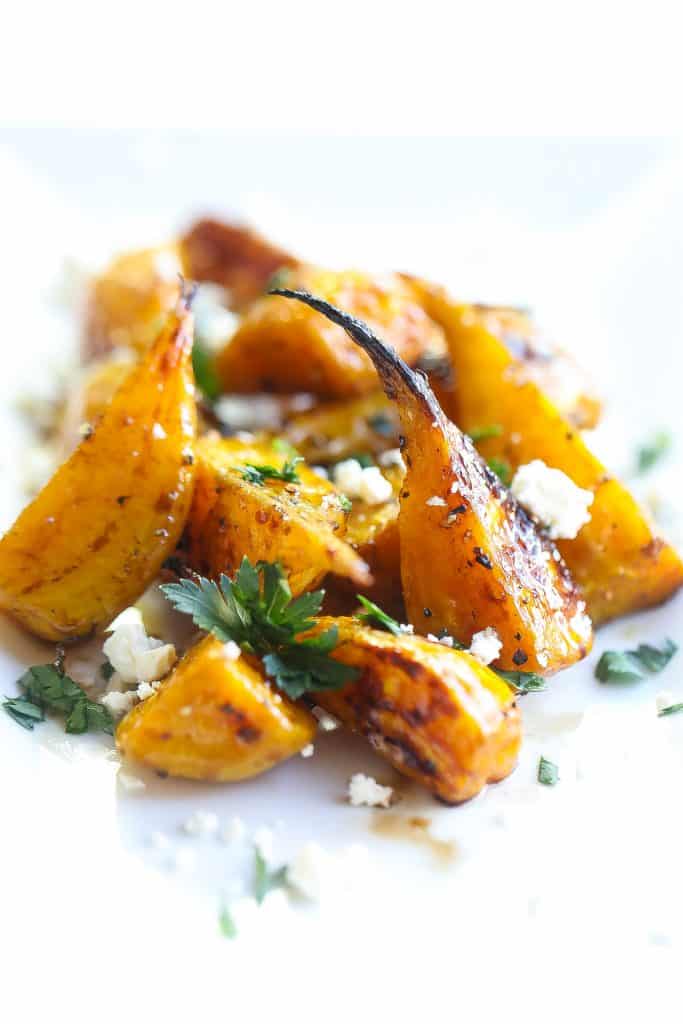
[118,771,146,793]
[332,459,392,505]
[300,743,315,758]
[347,772,393,808]
[100,690,137,717]
[182,810,220,838]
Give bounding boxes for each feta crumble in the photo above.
[100,690,137,717]
[220,816,247,845]
[425,495,447,507]
[182,810,219,838]
[103,611,177,684]
[285,842,331,902]
[136,680,160,702]
[312,707,340,731]
[332,459,392,505]
[378,448,406,471]
[656,691,676,714]
[118,771,146,792]
[427,632,454,647]
[510,459,594,539]
[221,641,241,662]
[468,627,503,665]
[300,743,315,758]
[347,773,393,808]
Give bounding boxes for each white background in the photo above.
[2,9,683,1023]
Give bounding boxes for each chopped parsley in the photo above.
[356,596,402,636]
[338,494,353,513]
[496,669,547,694]
[538,756,559,786]
[271,437,299,459]
[218,905,238,939]
[161,559,358,699]
[488,457,512,486]
[2,658,114,735]
[253,847,288,904]
[240,457,303,487]
[596,639,677,683]
[192,340,222,402]
[469,424,503,443]
[657,702,683,719]
[635,430,672,475]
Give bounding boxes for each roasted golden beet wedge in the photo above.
[308,617,521,804]
[181,217,299,310]
[82,243,184,361]
[283,391,400,465]
[0,300,197,641]
[187,437,371,597]
[117,635,316,781]
[419,284,683,625]
[272,290,592,675]
[217,266,446,398]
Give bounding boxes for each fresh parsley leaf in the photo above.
[636,430,672,475]
[356,595,402,636]
[240,457,303,487]
[496,669,547,694]
[596,639,677,683]
[658,702,683,718]
[6,663,114,735]
[2,696,45,730]
[218,905,238,939]
[253,847,288,904]
[192,340,222,402]
[488,457,512,486]
[469,424,503,443]
[161,559,358,699]
[538,756,559,786]
[338,494,353,513]
[367,412,395,437]
[630,639,678,673]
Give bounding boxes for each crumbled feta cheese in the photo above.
[332,459,392,505]
[468,627,503,665]
[285,842,331,902]
[78,421,93,438]
[214,394,284,431]
[182,810,220,838]
[103,619,176,684]
[105,606,144,631]
[398,623,414,635]
[136,680,160,701]
[427,632,454,647]
[253,826,274,862]
[221,641,241,662]
[312,708,340,731]
[220,816,247,844]
[425,495,447,507]
[300,743,315,758]
[118,771,146,792]
[511,460,594,539]
[311,465,329,479]
[378,448,406,471]
[347,773,393,808]
[100,690,137,717]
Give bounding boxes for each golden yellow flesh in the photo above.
[283,391,400,464]
[187,437,371,596]
[0,303,197,641]
[116,635,316,781]
[216,266,446,398]
[422,286,683,625]
[310,618,521,804]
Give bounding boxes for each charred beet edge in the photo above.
[269,288,442,421]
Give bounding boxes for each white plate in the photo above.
[2,138,682,1021]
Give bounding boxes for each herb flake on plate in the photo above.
[538,756,559,786]
[596,639,677,683]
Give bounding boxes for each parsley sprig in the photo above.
[240,457,303,487]
[596,639,677,683]
[356,596,402,636]
[538,755,559,786]
[161,559,358,699]
[3,656,114,735]
[635,430,672,475]
[469,424,503,443]
[487,456,512,486]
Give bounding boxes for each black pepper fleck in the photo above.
[512,649,528,666]
[474,548,492,570]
